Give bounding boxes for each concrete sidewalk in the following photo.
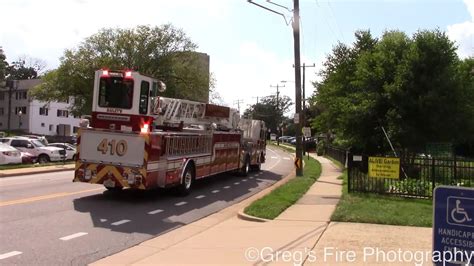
[92,154,432,266]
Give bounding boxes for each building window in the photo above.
[57,109,69,117]
[39,107,49,116]
[15,91,27,100]
[0,92,4,100]
[73,126,79,133]
[0,107,3,116]
[0,122,2,127]
[49,124,54,131]
[41,123,45,127]
[15,106,27,115]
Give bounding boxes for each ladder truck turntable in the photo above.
[74,69,266,195]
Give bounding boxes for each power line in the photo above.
[233,99,243,114]
[327,0,346,43]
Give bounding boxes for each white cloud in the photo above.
[447,0,474,58]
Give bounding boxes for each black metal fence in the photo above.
[325,145,347,167]
[348,154,474,198]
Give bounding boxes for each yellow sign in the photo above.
[294,158,302,169]
[368,157,400,179]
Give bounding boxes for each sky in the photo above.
[1,0,472,115]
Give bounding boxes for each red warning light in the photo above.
[140,123,149,134]
[101,70,109,78]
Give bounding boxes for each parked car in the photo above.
[21,135,49,145]
[0,137,66,163]
[278,136,292,143]
[21,151,37,164]
[0,143,22,165]
[47,143,77,160]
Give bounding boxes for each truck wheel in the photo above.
[38,154,50,164]
[176,164,194,196]
[251,159,261,172]
[240,156,250,176]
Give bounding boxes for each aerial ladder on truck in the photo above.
[150,96,241,131]
[75,69,265,194]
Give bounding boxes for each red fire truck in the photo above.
[74,69,266,195]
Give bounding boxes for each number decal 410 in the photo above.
[97,138,128,156]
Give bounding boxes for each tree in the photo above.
[6,60,38,80]
[0,47,7,86]
[30,24,207,115]
[310,29,473,155]
[243,95,293,133]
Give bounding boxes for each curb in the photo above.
[237,209,271,222]
[236,146,297,223]
[236,171,296,223]
[0,166,75,178]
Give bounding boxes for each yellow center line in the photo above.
[0,188,103,207]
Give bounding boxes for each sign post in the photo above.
[433,186,474,266]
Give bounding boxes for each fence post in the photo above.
[431,157,436,193]
[453,154,457,181]
[347,152,352,193]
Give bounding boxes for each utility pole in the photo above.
[233,99,243,114]
[293,0,303,176]
[301,63,315,124]
[247,0,303,175]
[270,83,284,145]
[252,96,259,105]
[300,63,315,157]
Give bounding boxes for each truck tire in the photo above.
[240,156,250,176]
[251,157,261,172]
[176,164,195,196]
[38,154,50,164]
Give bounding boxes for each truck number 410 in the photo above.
[97,139,128,156]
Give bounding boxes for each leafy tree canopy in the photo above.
[243,95,293,134]
[30,24,209,115]
[309,29,474,154]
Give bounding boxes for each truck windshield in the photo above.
[98,77,134,109]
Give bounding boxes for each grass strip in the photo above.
[0,161,74,171]
[244,156,322,219]
[331,169,433,227]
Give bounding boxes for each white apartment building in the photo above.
[0,79,81,136]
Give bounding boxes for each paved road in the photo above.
[0,147,293,265]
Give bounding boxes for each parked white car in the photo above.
[0,143,22,165]
[0,137,66,163]
[47,143,77,160]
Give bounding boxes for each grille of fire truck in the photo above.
[165,135,212,157]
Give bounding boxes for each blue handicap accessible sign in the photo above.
[433,186,474,266]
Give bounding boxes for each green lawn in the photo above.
[330,164,433,227]
[0,161,74,171]
[244,156,322,219]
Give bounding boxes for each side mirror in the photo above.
[79,118,90,128]
[151,81,166,97]
[26,144,34,149]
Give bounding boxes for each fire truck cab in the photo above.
[74,69,266,195]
